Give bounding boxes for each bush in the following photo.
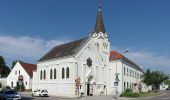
[14,81,25,92]
[120,89,140,97]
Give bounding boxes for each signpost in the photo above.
[75,77,81,99]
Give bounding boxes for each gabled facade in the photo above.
[7,61,36,89]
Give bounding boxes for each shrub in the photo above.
[120,89,140,97]
[14,81,25,92]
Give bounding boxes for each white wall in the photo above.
[6,62,31,89]
[109,60,143,95]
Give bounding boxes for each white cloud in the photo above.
[123,50,170,73]
[0,35,69,62]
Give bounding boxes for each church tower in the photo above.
[90,2,110,91]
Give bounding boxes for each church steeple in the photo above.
[92,1,107,38]
[94,7,105,34]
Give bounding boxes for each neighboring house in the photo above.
[32,6,144,97]
[109,51,143,95]
[7,61,36,89]
[160,83,169,90]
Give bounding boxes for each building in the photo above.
[7,61,36,89]
[109,51,143,95]
[32,6,144,97]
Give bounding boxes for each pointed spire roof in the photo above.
[94,7,106,34]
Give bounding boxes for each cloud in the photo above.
[123,50,170,73]
[0,35,69,64]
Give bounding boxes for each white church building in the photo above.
[32,6,143,97]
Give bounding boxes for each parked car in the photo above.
[32,89,48,97]
[0,89,21,100]
[166,88,170,90]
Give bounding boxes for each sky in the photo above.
[0,0,170,73]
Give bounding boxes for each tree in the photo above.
[0,56,5,68]
[143,69,169,92]
[11,60,18,69]
[0,56,10,77]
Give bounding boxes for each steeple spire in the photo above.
[92,0,106,38]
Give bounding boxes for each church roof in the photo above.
[110,51,143,72]
[93,7,106,34]
[38,37,89,62]
[19,61,37,77]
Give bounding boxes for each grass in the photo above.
[139,91,163,97]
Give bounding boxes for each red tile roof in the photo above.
[19,61,37,77]
[110,51,143,71]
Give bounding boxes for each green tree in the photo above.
[143,69,169,92]
[0,56,10,77]
[152,71,169,92]
[143,69,153,86]
[165,80,170,88]
[11,60,18,69]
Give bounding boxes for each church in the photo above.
[32,5,143,97]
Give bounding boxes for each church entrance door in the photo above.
[87,76,93,96]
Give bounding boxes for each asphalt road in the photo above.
[138,90,170,100]
[20,90,170,100]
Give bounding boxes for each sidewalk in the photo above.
[80,96,136,100]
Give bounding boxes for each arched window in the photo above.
[50,69,53,79]
[40,70,42,80]
[44,70,46,79]
[62,68,65,79]
[11,82,13,88]
[66,67,69,78]
[54,69,56,79]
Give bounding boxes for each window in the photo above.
[124,82,126,91]
[96,43,99,50]
[87,58,92,68]
[124,67,126,75]
[11,82,13,88]
[127,82,129,89]
[19,70,20,75]
[15,71,17,75]
[25,81,27,85]
[127,68,128,76]
[44,70,46,79]
[40,70,42,80]
[54,69,56,79]
[50,69,53,79]
[66,67,69,78]
[62,68,65,79]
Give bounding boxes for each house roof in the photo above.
[38,37,89,62]
[19,61,37,77]
[110,51,143,72]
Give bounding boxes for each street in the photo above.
[20,90,170,100]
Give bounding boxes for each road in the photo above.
[138,90,170,100]
[20,90,170,100]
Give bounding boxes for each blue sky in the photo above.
[0,0,170,73]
